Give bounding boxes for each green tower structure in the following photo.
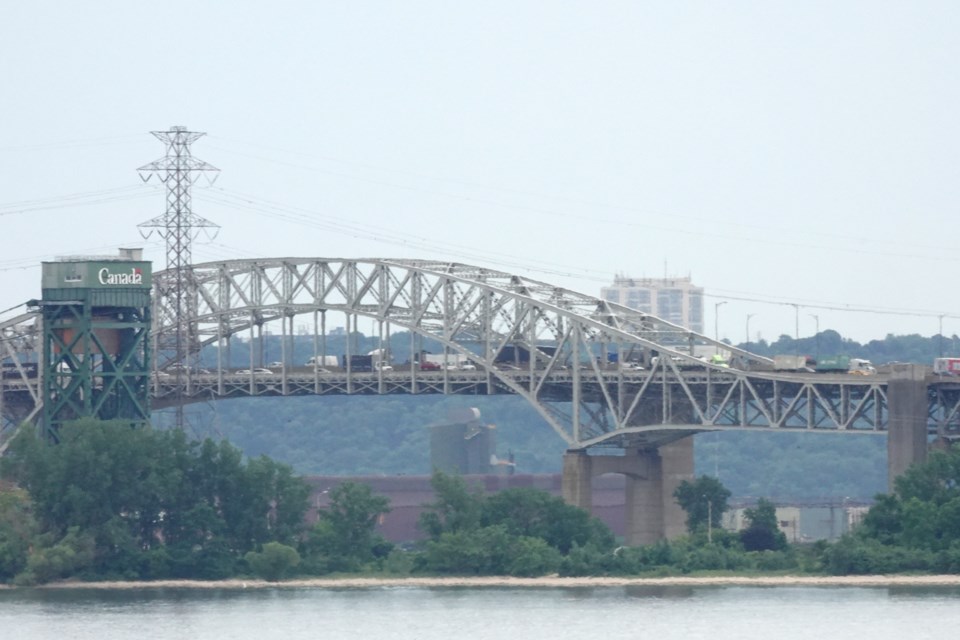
[34,249,152,440]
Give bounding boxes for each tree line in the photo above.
[3,419,960,584]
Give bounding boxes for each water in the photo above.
[2,585,959,640]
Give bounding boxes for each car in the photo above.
[237,368,273,375]
[374,362,394,371]
[418,361,441,371]
[458,363,477,371]
[268,361,285,369]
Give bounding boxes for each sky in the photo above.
[1,1,958,345]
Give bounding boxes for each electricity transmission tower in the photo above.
[138,126,219,429]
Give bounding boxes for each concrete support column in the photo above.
[622,439,694,545]
[659,437,695,539]
[886,364,928,491]
[562,450,593,513]
[562,438,695,546]
[624,450,662,545]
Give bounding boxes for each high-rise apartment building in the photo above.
[601,275,704,334]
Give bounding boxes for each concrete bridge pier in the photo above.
[886,364,929,491]
[562,438,693,545]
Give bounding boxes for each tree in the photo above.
[0,487,36,581]
[0,419,311,582]
[855,444,960,552]
[304,481,391,572]
[673,475,731,534]
[481,487,614,554]
[739,498,787,552]
[418,471,483,540]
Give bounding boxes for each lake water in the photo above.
[2,585,959,640]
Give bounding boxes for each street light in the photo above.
[714,301,727,348]
[745,313,756,346]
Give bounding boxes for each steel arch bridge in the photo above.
[4,258,960,450]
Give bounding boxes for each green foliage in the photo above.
[417,525,561,576]
[14,527,95,586]
[381,548,415,575]
[821,535,935,575]
[559,544,627,576]
[412,471,611,576]
[812,443,960,575]
[0,487,37,582]
[673,475,731,533]
[418,471,483,540]
[245,542,300,581]
[480,487,614,553]
[556,535,803,577]
[739,499,788,552]
[853,444,960,553]
[303,482,392,573]
[0,419,311,583]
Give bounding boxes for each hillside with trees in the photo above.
[165,329,948,501]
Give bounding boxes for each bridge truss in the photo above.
[5,258,960,449]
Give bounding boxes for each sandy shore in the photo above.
[10,575,960,590]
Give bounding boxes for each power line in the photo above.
[0,185,156,216]
[206,136,960,260]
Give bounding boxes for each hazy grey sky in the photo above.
[2,1,958,344]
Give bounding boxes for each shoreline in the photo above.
[8,575,960,590]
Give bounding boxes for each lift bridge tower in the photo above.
[33,249,152,440]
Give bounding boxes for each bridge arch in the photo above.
[153,258,769,447]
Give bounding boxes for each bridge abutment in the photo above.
[562,438,693,545]
[886,364,929,491]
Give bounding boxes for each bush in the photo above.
[749,550,797,572]
[14,527,95,586]
[506,537,561,577]
[245,542,301,582]
[821,536,934,575]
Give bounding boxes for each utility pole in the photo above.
[707,498,713,544]
[791,304,799,354]
[745,313,756,346]
[809,314,819,359]
[138,126,219,429]
[939,315,944,358]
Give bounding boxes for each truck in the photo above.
[419,352,472,370]
[815,355,876,375]
[342,354,373,371]
[773,355,813,372]
[305,355,339,368]
[933,358,960,375]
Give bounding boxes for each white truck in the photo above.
[421,352,474,370]
[305,355,339,368]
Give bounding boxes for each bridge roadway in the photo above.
[5,357,960,446]
[147,368,960,444]
[77,365,960,443]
